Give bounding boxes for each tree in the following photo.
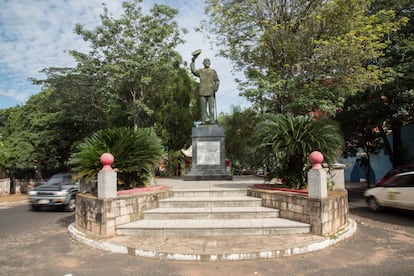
[204,0,406,115]
[368,0,414,166]
[70,0,188,130]
[0,1,198,179]
[218,107,261,174]
[0,69,108,176]
[335,93,385,186]
[0,107,36,170]
[255,114,344,188]
[150,68,198,151]
[337,0,414,167]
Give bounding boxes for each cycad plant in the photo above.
[255,113,344,189]
[69,127,163,188]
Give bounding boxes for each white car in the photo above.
[364,171,414,212]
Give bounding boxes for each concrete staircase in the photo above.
[116,188,310,237]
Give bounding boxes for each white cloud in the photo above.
[0,0,250,113]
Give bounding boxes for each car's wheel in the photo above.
[64,197,76,212]
[31,204,41,211]
[367,196,383,212]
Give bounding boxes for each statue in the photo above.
[190,49,220,124]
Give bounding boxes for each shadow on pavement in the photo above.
[56,213,75,227]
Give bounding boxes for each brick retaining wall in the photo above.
[247,189,349,235]
[75,187,173,239]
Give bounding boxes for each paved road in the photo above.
[0,189,413,276]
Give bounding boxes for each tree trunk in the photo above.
[379,126,394,167]
[392,126,403,166]
[364,147,372,188]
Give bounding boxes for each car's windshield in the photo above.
[384,174,414,187]
[46,175,71,185]
[383,169,398,179]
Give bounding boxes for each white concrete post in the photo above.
[308,151,327,199]
[331,163,346,191]
[97,153,117,199]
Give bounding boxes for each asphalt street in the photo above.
[0,187,413,276]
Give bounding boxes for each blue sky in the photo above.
[0,0,249,113]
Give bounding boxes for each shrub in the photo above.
[69,127,163,188]
[255,113,344,189]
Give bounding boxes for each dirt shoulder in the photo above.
[0,193,28,204]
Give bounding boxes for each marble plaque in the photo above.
[197,141,220,165]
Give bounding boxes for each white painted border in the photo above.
[68,219,357,262]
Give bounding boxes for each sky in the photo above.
[0,0,250,114]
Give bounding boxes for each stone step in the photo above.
[143,206,280,220]
[116,218,311,237]
[172,189,248,197]
[158,196,263,208]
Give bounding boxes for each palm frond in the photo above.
[69,127,163,187]
[254,113,344,188]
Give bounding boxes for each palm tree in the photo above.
[69,127,163,188]
[255,113,344,189]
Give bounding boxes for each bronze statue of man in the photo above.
[190,50,220,124]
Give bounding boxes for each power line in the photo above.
[216,88,238,98]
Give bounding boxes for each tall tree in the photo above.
[205,0,405,115]
[218,107,261,174]
[337,0,414,166]
[70,0,188,129]
[150,68,198,151]
[0,107,35,170]
[0,70,107,175]
[0,1,197,177]
[369,0,414,166]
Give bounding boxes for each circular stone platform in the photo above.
[68,219,357,262]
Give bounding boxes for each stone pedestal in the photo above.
[97,153,117,199]
[184,125,232,181]
[97,169,117,198]
[308,151,327,199]
[308,169,327,199]
[330,163,346,191]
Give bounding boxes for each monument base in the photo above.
[184,171,233,181]
[184,125,232,181]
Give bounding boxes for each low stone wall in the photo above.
[247,189,349,236]
[0,178,10,194]
[0,178,35,195]
[75,187,173,239]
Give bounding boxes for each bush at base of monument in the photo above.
[255,114,344,189]
[69,127,163,189]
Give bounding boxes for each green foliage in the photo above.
[0,0,196,177]
[218,107,261,174]
[255,114,344,188]
[164,150,184,176]
[69,127,163,187]
[0,107,34,169]
[336,0,414,166]
[151,68,197,151]
[71,0,188,129]
[0,70,107,175]
[205,0,406,115]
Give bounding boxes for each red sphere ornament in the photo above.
[100,153,114,171]
[309,151,324,169]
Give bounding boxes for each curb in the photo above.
[68,219,357,262]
